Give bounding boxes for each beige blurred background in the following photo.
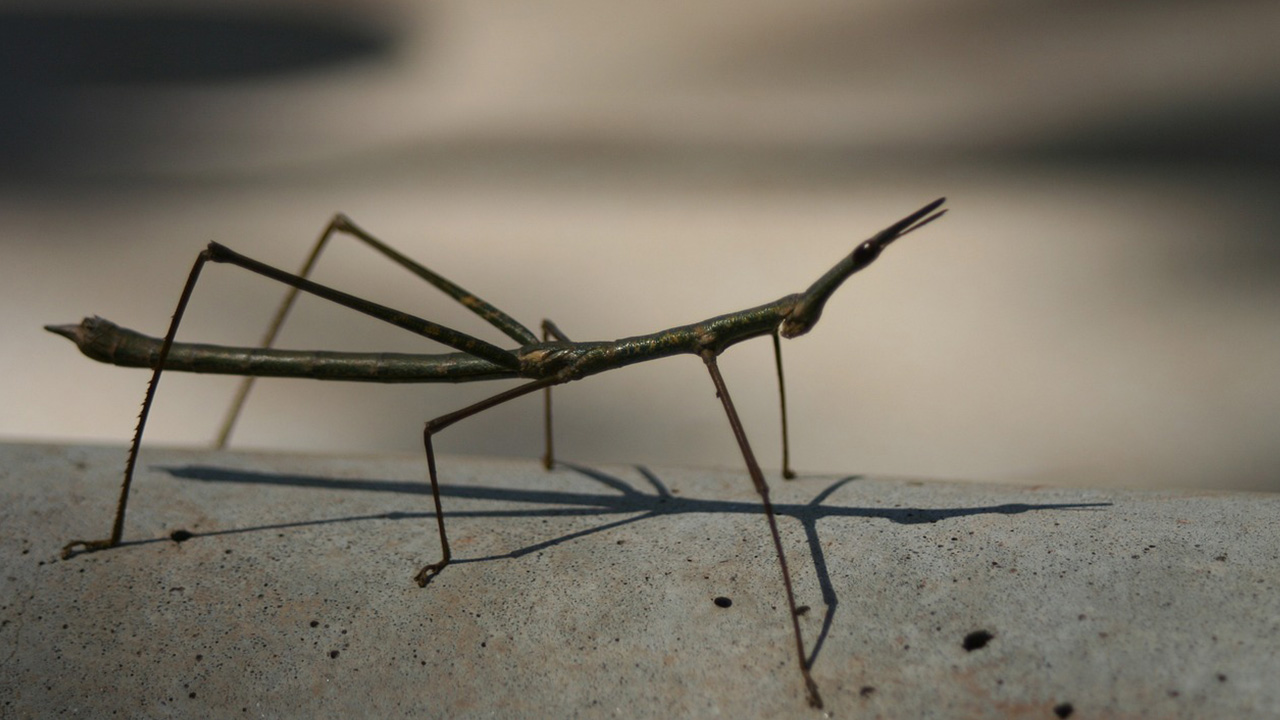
[3,1,1278,491]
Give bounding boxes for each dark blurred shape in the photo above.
[1009,96,1280,167]
[0,8,392,85]
[0,7,397,180]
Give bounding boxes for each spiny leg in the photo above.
[62,249,215,558]
[415,376,560,586]
[772,330,796,479]
[540,319,571,470]
[703,351,823,709]
[63,243,522,560]
[216,215,539,448]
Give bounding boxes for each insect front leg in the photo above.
[772,330,797,479]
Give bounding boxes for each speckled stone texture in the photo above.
[2,442,1277,717]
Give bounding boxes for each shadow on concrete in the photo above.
[152,460,1111,672]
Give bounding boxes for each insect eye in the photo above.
[852,240,882,266]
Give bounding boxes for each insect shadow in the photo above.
[150,460,1112,670]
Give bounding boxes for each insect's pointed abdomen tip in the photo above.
[45,323,81,341]
[46,317,105,346]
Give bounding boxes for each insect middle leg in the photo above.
[703,350,823,709]
[414,375,560,586]
[215,215,540,447]
[772,329,796,479]
[540,319,571,470]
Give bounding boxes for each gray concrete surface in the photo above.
[2,441,1278,718]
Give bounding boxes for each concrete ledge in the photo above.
[2,442,1278,717]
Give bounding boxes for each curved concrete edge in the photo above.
[2,442,1278,717]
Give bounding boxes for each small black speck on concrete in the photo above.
[1053,701,1074,718]
[962,630,993,651]
[713,596,732,608]
[169,529,194,543]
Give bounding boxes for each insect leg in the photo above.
[214,216,343,448]
[62,244,521,560]
[216,215,539,447]
[414,376,560,587]
[772,330,796,479]
[204,243,519,367]
[540,319,571,470]
[62,248,217,559]
[541,319,571,342]
[703,351,823,709]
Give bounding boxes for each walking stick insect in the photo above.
[50,197,946,709]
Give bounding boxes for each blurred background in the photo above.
[3,1,1278,491]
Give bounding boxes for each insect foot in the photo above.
[413,560,448,587]
[805,675,824,709]
[60,538,113,560]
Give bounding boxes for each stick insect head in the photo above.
[780,198,946,339]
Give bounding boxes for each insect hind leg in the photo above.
[63,247,220,559]
[215,214,540,448]
[64,241,520,560]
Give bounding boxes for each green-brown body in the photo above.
[49,198,947,711]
